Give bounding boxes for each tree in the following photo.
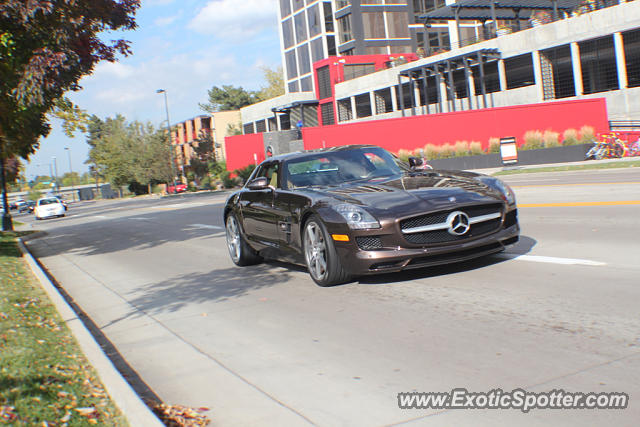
[257,66,284,101]
[199,85,259,112]
[0,0,140,230]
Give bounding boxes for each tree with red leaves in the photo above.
[0,0,140,230]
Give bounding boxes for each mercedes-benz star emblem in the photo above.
[446,211,471,236]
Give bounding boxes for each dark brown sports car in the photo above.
[224,145,519,286]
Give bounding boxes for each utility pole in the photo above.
[156,89,178,192]
[52,156,59,194]
[64,147,76,202]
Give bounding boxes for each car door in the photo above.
[238,162,280,245]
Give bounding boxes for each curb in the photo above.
[17,238,164,427]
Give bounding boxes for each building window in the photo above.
[294,11,308,44]
[344,63,376,81]
[395,82,414,109]
[255,120,267,133]
[355,93,372,118]
[280,0,291,17]
[297,43,311,75]
[504,54,535,89]
[292,0,305,12]
[327,35,337,56]
[338,15,353,44]
[310,37,324,63]
[624,29,640,88]
[243,123,255,134]
[337,98,353,121]
[300,76,313,92]
[386,11,409,39]
[363,11,385,39]
[279,113,291,130]
[288,80,300,92]
[415,75,439,105]
[580,35,619,95]
[413,0,445,13]
[317,65,332,99]
[268,117,278,131]
[374,88,393,114]
[540,45,576,100]
[471,61,501,94]
[335,0,350,10]
[282,18,294,49]
[365,46,389,54]
[308,4,322,37]
[323,2,334,32]
[320,102,335,125]
[285,50,298,79]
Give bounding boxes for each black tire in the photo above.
[225,212,262,266]
[302,215,352,287]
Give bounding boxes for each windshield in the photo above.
[285,147,408,188]
[38,198,60,206]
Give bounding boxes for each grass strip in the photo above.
[493,160,640,176]
[0,231,128,426]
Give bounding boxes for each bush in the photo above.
[543,130,560,148]
[579,125,596,144]
[221,171,237,189]
[562,128,580,146]
[423,144,440,160]
[469,141,484,155]
[234,164,257,184]
[439,143,455,159]
[27,190,42,201]
[396,149,411,162]
[522,130,544,150]
[454,141,470,157]
[200,175,212,190]
[488,138,500,153]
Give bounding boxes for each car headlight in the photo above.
[334,204,381,229]
[478,177,516,205]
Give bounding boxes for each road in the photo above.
[20,167,640,426]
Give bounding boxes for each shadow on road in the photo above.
[357,235,536,285]
[101,264,292,326]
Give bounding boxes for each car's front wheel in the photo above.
[303,215,351,287]
[225,213,262,266]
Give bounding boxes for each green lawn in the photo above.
[0,232,127,426]
[493,159,640,175]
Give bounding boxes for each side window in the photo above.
[256,162,280,188]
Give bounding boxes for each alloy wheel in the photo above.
[226,215,241,263]
[304,221,328,281]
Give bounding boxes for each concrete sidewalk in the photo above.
[467,156,639,175]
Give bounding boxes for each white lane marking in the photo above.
[499,253,606,266]
[155,202,206,210]
[129,217,151,221]
[90,215,108,220]
[190,224,223,230]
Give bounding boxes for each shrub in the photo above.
[27,190,42,201]
[454,141,470,157]
[200,175,212,190]
[234,164,257,184]
[522,130,544,150]
[579,125,596,144]
[488,138,500,153]
[221,171,237,189]
[469,141,484,155]
[397,149,411,162]
[423,144,440,160]
[562,128,580,146]
[439,143,455,158]
[543,130,560,148]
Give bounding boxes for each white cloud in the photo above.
[188,0,278,40]
[154,14,180,27]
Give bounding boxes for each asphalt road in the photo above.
[20,167,640,426]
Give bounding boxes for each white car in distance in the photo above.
[34,197,66,220]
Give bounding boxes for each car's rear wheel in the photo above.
[226,213,262,266]
[303,215,351,287]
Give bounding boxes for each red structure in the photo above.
[224,98,609,171]
[303,98,609,152]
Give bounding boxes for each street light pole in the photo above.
[156,89,178,192]
[52,156,59,194]
[64,147,76,202]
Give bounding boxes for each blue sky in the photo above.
[25,0,281,179]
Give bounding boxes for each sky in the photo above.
[25,0,282,180]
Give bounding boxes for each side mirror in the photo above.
[247,177,270,190]
[408,156,432,171]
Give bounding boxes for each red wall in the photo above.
[225,98,609,170]
[303,98,609,152]
[224,133,264,171]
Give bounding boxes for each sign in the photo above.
[499,137,518,165]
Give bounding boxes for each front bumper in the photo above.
[332,214,519,276]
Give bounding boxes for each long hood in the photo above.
[313,172,504,212]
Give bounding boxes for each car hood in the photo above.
[311,172,504,212]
